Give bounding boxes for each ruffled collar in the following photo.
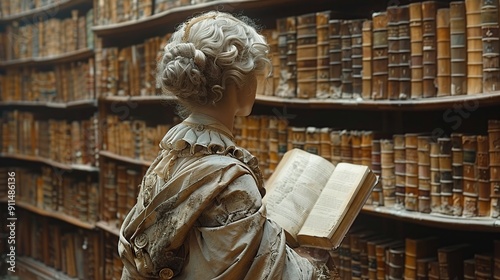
[153,113,263,189]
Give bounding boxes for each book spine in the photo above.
[422,1,438,98]
[464,258,476,279]
[481,0,500,93]
[399,5,411,100]
[304,126,320,155]
[394,134,406,209]
[381,139,396,207]
[362,20,373,99]
[268,117,279,173]
[316,11,331,98]
[475,253,494,279]
[463,135,479,217]
[340,130,353,163]
[388,6,400,100]
[437,8,451,96]
[275,17,297,98]
[489,119,500,218]
[259,117,270,178]
[437,243,472,279]
[466,0,484,94]
[388,245,405,279]
[329,19,343,98]
[351,130,362,165]
[341,20,353,99]
[372,12,389,100]
[451,132,465,216]
[477,135,491,216]
[405,133,419,211]
[409,2,424,98]
[297,13,317,99]
[430,141,441,213]
[371,139,383,206]
[450,1,468,96]
[352,19,364,99]
[439,137,454,215]
[319,127,332,162]
[417,136,432,214]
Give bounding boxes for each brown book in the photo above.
[451,132,465,216]
[476,253,494,279]
[329,19,343,98]
[409,2,424,98]
[388,6,401,100]
[296,12,317,99]
[418,135,432,213]
[371,139,383,206]
[405,133,420,211]
[288,126,306,151]
[264,148,378,249]
[362,20,373,99]
[437,8,451,96]
[319,127,332,162]
[404,236,439,279]
[481,0,500,93]
[399,5,411,100]
[372,12,389,100]
[367,237,393,279]
[464,258,476,279]
[351,130,363,165]
[449,1,468,96]
[437,243,472,279]
[275,16,297,98]
[304,126,320,155]
[316,11,331,98]
[340,130,353,163]
[351,19,364,98]
[422,1,438,98]
[268,117,280,173]
[381,139,396,207]
[477,135,491,216]
[416,256,437,279]
[438,137,453,215]
[394,134,406,209]
[375,239,403,279]
[341,20,353,99]
[430,141,441,213]
[466,0,484,94]
[463,135,479,217]
[489,119,500,218]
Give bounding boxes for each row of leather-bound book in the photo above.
[263,0,500,99]
[10,210,100,279]
[0,111,99,167]
[0,8,94,61]
[0,0,61,17]
[0,167,99,224]
[0,58,95,103]
[234,115,500,219]
[332,228,500,280]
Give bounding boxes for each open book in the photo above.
[263,148,379,250]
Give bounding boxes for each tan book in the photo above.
[372,12,389,100]
[351,19,364,98]
[409,2,424,98]
[450,1,467,96]
[404,236,438,279]
[481,0,500,93]
[316,11,331,98]
[466,0,483,94]
[437,243,472,279]
[341,20,353,99]
[362,20,373,99]
[297,12,317,99]
[399,5,411,99]
[388,5,401,100]
[422,1,438,98]
[329,19,343,98]
[264,148,379,249]
[437,8,451,96]
[275,16,297,98]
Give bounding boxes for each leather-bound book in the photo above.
[418,135,432,213]
[268,117,280,172]
[367,237,393,279]
[394,134,406,209]
[341,20,353,99]
[464,258,476,279]
[278,118,288,161]
[409,2,424,98]
[463,135,479,217]
[381,139,396,207]
[351,130,362,165]
[422,1,438,98]
[466,0,484,94]
[361,131,374,168]
[351,19,364,98]
[399,5,411,99]
[488,119,500,218]
[430,141,441,213]
[371,139,384,206]
[319,127,332,161]
[438,137,453,215]
[404,237,438,280]
[451,132,464,216]
[416,257,436,280]
[259,116,270,177]
[475,253,494,279]
[275,16,297,98]
[375,239,403,279]
[316,11,331,98]
[437,8,451,96]
[340,130,353,163]
[388,6,401,100]
[331,130,342,165]
[304,126,320,155]
[372,12,389,100]
[362,20,373,99]
[477,135,491,217]
[405,133,420,211]
[438,243,472,279]
[387,243,405,280]
[329,19,343,98]
[450,1,467,95]
[296,12,317,99]
[289,126,306,151]
[481,0,500,93]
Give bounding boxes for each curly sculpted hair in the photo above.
[157,11,271,109]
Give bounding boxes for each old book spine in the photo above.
[430,141,441,213]
[316,11,331,98]
[394,134,406,209]
[422,1,438,98]
[416,257,437,279]
[405,133,419,211]
[319,127,332,162]
[438,243,472,279]
[351,130,362,165]
[439,137,454,215]
[361,131,373,168]
[418,135,432,213]
[277,118,288,161]
[289,126,305,151]
[340,130,353,163]
[296,13,317,99]
[247,116,261,157]
[451,132,465,216]
[437,8,451,96]
[464,258,476,279]
[304,126,320,155]
[409,2,424,98]
[268,117,280,173]
[475,253,494,279]
[375,240,402,279]
[388,6,401,100]
[399,5,411,100]
[481,0,500,93]
[362,20,373,99]
[489,119,500,218]
[372,12,389,100]
[477,135,491,216]
[341,20,353,99]
[450,1,468,96]
[381,139,396,207]
[371,139,384,206]
[351,19,364,99]
[275,16,297,98]
[466,0,484,94]
[463,135,479,217]
[339,232,352,278]
[404,237,438,279]
[329,19,343,98]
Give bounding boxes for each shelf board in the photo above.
[0,99,97,109]
[13,200,95,230]
[255,91,500,111]
[99,150,152,166]
[100,94,176,104]
[14,256,78,280]
[0,153,99,172]
[0,48,94,68]
[0,0,92,23]
[96,220,120,237]
[362,205,500,232]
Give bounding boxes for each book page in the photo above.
[297,163,370,248]
[263,149,335,243]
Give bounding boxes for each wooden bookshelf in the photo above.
[0,99,97,109]
[100,95,176,104]
[96,220,120,237]
[0,0,92,23]
[0,153,99,173]
[13,256,79,280]
[0,48,94,68]
[99,150,152,167]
